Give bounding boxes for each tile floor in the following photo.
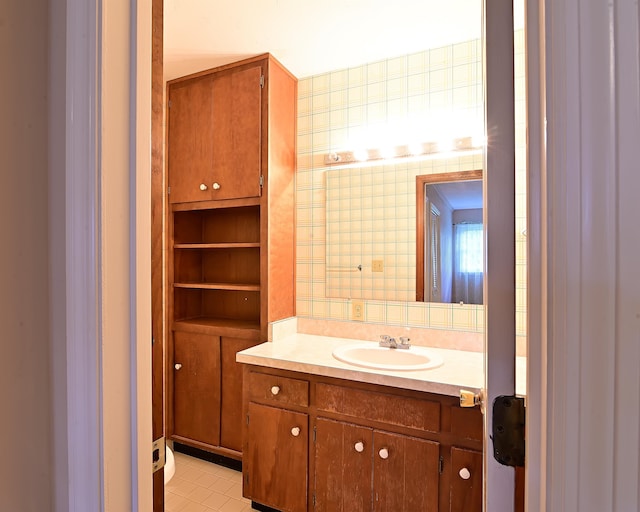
[165,450,255,512]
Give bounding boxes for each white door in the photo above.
[483,0,518,510]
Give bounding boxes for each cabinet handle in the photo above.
[378,448,389,460]
[354,441,365,453]
[199,183,208,191]
[174,363,182,370]
[212,182,221,190]
[459,467,471,480]
[291,426,301,437]
[270,385,280,395]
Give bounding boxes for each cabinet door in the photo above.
[172,332,221,446]
[211,65,262,200]
[219,337,259,452]
[314,418,373,511]
[167,76,215,203]
[373,431,440,512]
[449,447,482,512]
[245,402,308,512]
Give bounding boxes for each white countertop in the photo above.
[237,333,527,398]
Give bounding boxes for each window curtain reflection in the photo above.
[452,223,483,304]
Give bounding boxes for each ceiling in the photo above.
[163,0,484,81]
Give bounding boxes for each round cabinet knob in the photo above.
[174,363,182,370]
[212,182,221,190]
[378,448,389,460]
[291,427,301,437]
[199,183,208,191]
[459,467,471,480]
[270,386,280,396]
[354,441,365,453]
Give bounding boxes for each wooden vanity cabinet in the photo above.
[245,403,309,512]
[242,365,485,512]
[314,419,440,512]
[166,54,297,460]
[244,370,310,512]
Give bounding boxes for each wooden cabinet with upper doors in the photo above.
[167,62,262,203]
[241,365,493,512]
[166,54,296,461]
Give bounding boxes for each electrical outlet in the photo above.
[372,259,384,272]
[351,300,364,321]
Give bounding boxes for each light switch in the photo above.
[372,260,384,272]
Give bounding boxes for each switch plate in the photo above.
[372,259,384,272]
[351,300,364,321]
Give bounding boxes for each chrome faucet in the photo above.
[379,335,411,349]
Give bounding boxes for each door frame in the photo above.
[482,0,517,509]
[57,0,559,510]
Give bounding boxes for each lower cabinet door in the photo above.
[314,418,373,511]
[373,431,440,512]
[219,337,259,452]
[172,331,221,446]
[449,447,483,512]
[245,402,308,512]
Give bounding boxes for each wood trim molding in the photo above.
[415,170,483,302]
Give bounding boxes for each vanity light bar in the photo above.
[324,136,480,166]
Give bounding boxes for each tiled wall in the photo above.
[296,31,526,338]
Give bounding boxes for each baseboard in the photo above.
[172,442,242,472]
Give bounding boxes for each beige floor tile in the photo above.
[166,451,246,512]
[186,484,214,503]
[165,491,190,511]
[201,490,231,510]
[219,498,247,512]
[179,501,212,512]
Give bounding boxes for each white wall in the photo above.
[0,0,54,509]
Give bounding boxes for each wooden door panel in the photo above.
[172,332,221,446]
[212,65,262,200]
[246,402,307,512]
[373,431,439,512]
[314,418,373,511]
[220,337,259,452]
[449,447,483,512]
[167,76,215,203]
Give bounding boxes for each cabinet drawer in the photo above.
[316,383,440,433]
[247,371,309,407]
[450,406,483,440]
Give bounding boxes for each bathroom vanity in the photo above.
[237,335,521,512]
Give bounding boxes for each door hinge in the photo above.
[438,456,444,474]
[492,395,525,467]
[259,175,264,188]
[312,494,316,507]
[168,99,172,108]
[260,75,265,88]
[167,186,171,195]
[152,436,165,473]
[246,413,250,426]
[313,425,317,443]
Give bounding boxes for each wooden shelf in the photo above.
[174,242,260,249]
[173,318,261,340]
[173,282,260,292]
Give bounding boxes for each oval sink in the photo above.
[332,343,444,371]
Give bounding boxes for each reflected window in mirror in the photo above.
[416,170,483,304]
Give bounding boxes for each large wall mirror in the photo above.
[416,170,483,304]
